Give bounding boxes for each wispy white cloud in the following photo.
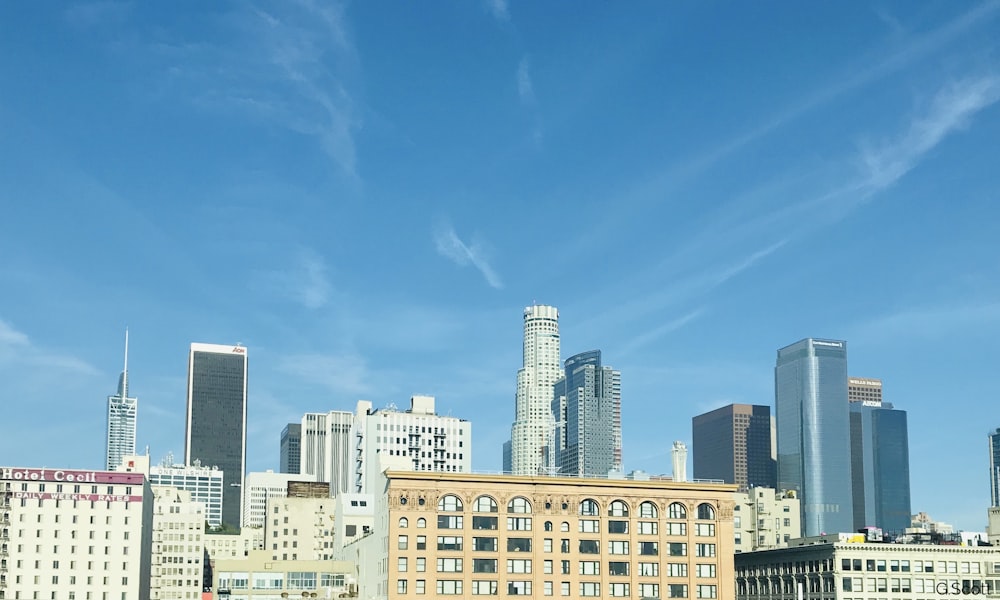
[277,352,373,396]
[617,308,708,356]
[433,222,504,289]
[0,319,29,346]
[256,248,334,309]
[851,301,1000,342]
[859,75,1000,191]
[486,0,509,22]
[0,318,99,376]
[63,0,131,29]
[517,57,535,105]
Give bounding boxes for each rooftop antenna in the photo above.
[122,327,129,397]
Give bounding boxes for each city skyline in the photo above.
[2,1,1000,532]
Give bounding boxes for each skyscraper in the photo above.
[990,429,1000,508]
[184,342,248,529]
[551,350,622,476]
[300,410,355,495]
[510,305,562,475]
[848,378,911,533]
[692,403,776,492]
[280,423,301,474]
[775,338,853,537]
[106,329,137,471]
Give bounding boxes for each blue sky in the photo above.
[2,1,999,530]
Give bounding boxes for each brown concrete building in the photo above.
[349,470,737,599]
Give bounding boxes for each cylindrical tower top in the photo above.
[524,305,559,321]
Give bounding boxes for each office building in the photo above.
[847,377,882,404]
[693,404,776,492]
[150,485,205,600]
[345,469,736,600]
[735,533,1000,599]
[775,338,854,537]
[300,410,355,495]
[184,342,248,530]
[849,382,911,534]
[121,454,225,528]
[733,487,801,553]
[0,466,154,600]
[551,350,622,477]
[242,470,299,529]
[211,551,354,599]
[106,329,138,471]
[510,304,562,475]
[280,423,301,475]
[353,396,472,493]
[991,429,1000,508]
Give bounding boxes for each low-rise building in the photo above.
[265,495,336,561]
[346,470,736,600]
[242,471,299,529]
[150,486,205,600]
[735,533,1000,599]
[733,487,801,553]
[211,550,354,599]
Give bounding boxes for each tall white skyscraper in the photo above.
[510,304,561,475]
[106,329,137,471]
[300,410,355,495]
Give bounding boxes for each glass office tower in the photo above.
[775,338,853,537]
[850,398,911,533]
[990,429,1000,507]
[280,423,301,474]
[184,342,248,530]
[692,403,776,492]
[551,350,622,477]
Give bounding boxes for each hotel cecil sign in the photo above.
[1,467,144,485]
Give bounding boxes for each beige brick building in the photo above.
[352,470,736,599]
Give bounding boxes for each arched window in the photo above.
[609,500,629,517]
[438,494,463,512]
[697,503,716,520]
[561,522,570,532]
[507,497,532,514]
[668,502,687,519]
[398,517,408,528]
[473,496,498,513]
[416,518,426,528]
[639,501,658,519]
[544,521,553,532]
[579,499,600,516]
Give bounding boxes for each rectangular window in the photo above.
[415,579,425,595]
[507,517,531,531]
[544,581,553,596]
[578,539,599,554]
[561,582,570,596]
[695,543,716,557]
[437,536,462,551]
[507,559,531,574]
[398,535,408,550]
[543,538,553,553]
[639,541,658,556]
[507,538,531,552]
[437,515,462,529]
[416,557,426,573]
[639,562,659,577]
[667,522,687,536]
[472,516,497,530]
[609,561,629,576]
[435,580,462,595]
[579,582,600,597]
[398,557,408,573]
[507,581,531,596]
[544,560,553,574]
[668,583,688,598]
[397,579,407,595]
[473,537,497,552]
[668,542,687,556]
[668,563,688,577]
[638,521,658,535]
[578,520,599,533]
[471,581,497,596]
[579,561,599,575]
[608,520,628,534]
[436,558,462,573]
[639,583,660,598]
[696,584,717,598]
[608,540,629,555]
[695,523,715,536]
[609,583,630,597]
[473,559,497,574]
[696,564,716,578]
[416,536,426,550]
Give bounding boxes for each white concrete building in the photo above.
[0,466,153,600]
[121,454,225,528]
[735,534,1000,599]
[510,304,562,475]
[734,487,802,553]
[241,471,298,529]
[331,492,375,556]
[150,486,205,600]
[300,410,355,495]
[353,396,471,493]
[264,495,337,561]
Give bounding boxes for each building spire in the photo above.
[117,328,129,397]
